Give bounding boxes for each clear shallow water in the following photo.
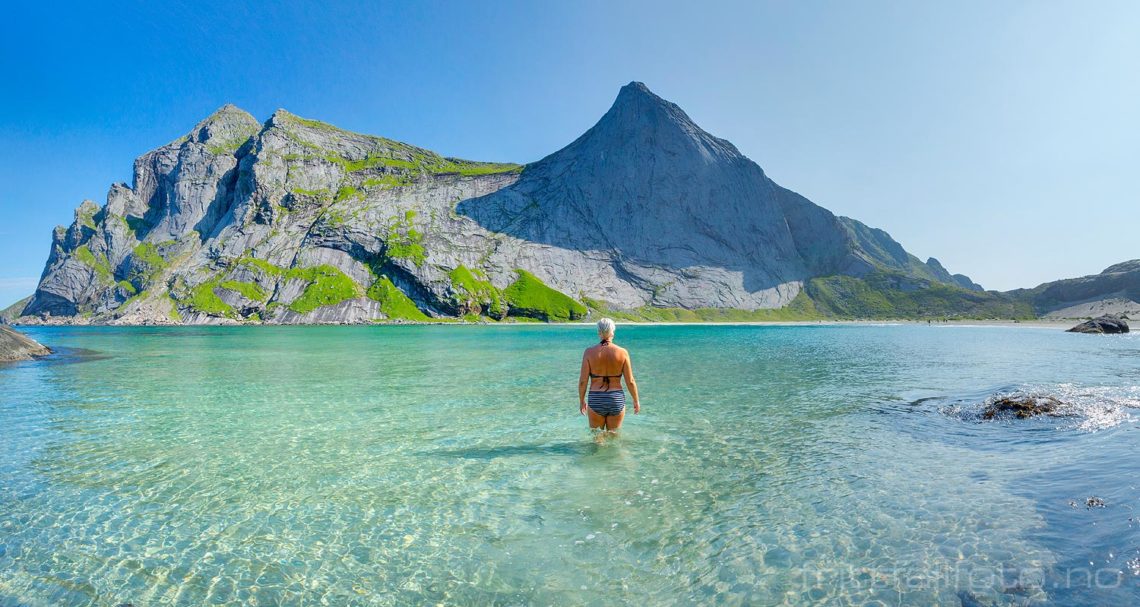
[1,324,1138,606]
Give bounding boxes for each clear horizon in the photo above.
[2,0,1137,308]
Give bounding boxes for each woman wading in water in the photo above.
[579,318,641,436]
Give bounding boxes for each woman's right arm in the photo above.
[578,351,590,415]
[623,354,641,414]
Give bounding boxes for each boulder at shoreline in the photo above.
[1066,314,1130,334]
[0,325,51,362]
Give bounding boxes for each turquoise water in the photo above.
[1,325,1139,606]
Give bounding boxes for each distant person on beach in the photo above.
[579,318,641,434]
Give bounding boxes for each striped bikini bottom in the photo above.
[588,390,626,417]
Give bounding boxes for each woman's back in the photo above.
[585,342,627,391]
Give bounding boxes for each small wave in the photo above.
[933,384,1139,432]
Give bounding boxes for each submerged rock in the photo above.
[1066,314,1129,334]
[0,325,51,362]
[981,394,1063,420]
[956,591,992,607]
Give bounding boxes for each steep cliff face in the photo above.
[18,82,982,324]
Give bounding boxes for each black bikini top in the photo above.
[588,339,624,390]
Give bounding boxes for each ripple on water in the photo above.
[1,324,1138,605]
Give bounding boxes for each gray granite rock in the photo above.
[0,326,51,362]
[1066,314,1130,334]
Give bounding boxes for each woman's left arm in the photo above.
[623,353,641,414]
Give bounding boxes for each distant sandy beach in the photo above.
[548,318,1080,329]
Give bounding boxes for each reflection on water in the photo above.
[0,325,1138,605]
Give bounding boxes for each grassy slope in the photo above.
[0,296,33,324]
[502,270,587,322]
[366,276,429,321]
[583,271,1035,323]
[805,273,1034,320]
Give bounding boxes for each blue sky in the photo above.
[1,1,1137,307]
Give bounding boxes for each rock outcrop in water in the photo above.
[16,83,989,325]
[981,394,1063,419]
[1066,314,1130,334]
[0,326,50,362]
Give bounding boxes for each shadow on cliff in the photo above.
[451,81,864,296]
[454,174,852,295]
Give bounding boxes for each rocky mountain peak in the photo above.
[612,80,656,106]
[570,81,742,166]
[267,108,294,126]
[186,104,260,147]
[75,199,100,216]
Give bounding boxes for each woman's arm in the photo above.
[578,351,590,415]
[623,353,641,414]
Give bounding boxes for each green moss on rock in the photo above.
[186,280,236,318]
[78,205,99,230]
[132,242,167,269]
[237,257,285,277]
[502,269,586,322]
[126,242,171,289]
[362,174,413,189]
[287,187,331,200]
[384,210,426,266]
[219,280,268,302]
[231,256,360,314]
[334,185,361,203]
[73,245,113,282]
[287,265,362,314]
[167,296,183,323]
[449,265,504,317]
[205,135,253,156]
[366,276,428,320]
[432,159,522,176]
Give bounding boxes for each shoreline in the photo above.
[11,318,1080,329]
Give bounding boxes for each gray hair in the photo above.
[597,317,616,337]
